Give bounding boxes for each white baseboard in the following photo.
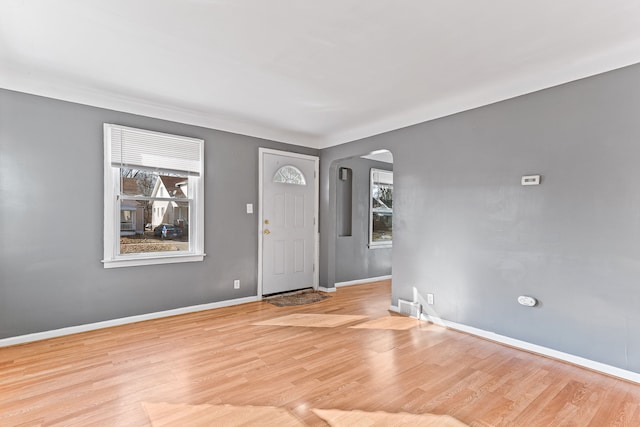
[318,286,336,293]
[389,305,640,384]
[0,296,259,348]
[335,275,392,288]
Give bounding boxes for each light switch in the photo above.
[246,203,253,214]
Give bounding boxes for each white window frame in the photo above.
[369,168,393,249]
[103,124,205,268]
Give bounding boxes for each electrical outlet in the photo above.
[233,279,240,289]
[427,293,434,305]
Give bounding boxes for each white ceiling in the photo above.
[2,1,640,149]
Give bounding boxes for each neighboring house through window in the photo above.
[120,177,145,236]
[151,176,189,229]
[103,124,205,268]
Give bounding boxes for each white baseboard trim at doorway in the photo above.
[335,275,392,288]
[318,286,336,293]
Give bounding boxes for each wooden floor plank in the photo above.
[1,280,639,426]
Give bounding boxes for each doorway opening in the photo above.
[332,149,393,287]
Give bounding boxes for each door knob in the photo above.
[264,229,271,235]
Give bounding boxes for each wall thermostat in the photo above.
[517,295,537,307]
[521,175,541,186]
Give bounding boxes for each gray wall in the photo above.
[3,61,640,374]
[319,63,640,373]
[334,157,392,283]
[0,89,316,339]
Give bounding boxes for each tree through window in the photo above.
[370,168,393,247]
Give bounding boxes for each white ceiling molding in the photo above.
[0,61,321,147]
[2,1,640,149]
[319,37,640,148]
[361,150,393,164]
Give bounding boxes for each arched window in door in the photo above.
[273,165,307,185]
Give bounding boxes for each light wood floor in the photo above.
[2,280,640,426]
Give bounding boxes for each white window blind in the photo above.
[107,124,202,175]
[371,169,393,185]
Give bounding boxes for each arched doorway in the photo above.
[331,149,394,287]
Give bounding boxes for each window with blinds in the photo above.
[103,124,205,268]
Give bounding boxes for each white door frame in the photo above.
[258,148,319,298]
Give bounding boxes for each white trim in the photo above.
[315,49,640,149]
[314,232,320,289]
[318,286,337,293]
[5,46,640,150]
[335,275,393,288]
[368,243,392,249]
[102,253,206,268]
[258,148,319,297]
[388,306,640,384]
[258,148,264,300]
[0,296,258,348]
[313,156,320,291]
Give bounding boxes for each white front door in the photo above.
[259,149,318,296]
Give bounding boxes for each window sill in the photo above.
[368,243,392,249]
[102,253,206,268]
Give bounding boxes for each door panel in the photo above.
[261,151,317,295]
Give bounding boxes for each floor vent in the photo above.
[398,299,421,318]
